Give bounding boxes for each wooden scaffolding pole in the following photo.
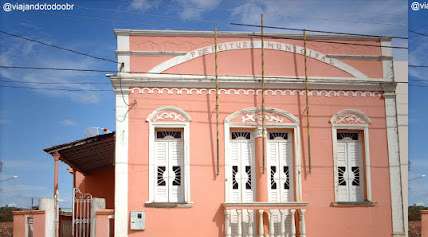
[214,27,220,176]
[303,30,312,172]
[260,14,266,173]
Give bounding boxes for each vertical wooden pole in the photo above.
[303,30,312,173]
[260,14,266,174]
[214,27,220,176]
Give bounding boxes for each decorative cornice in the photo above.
[130,88,382,97]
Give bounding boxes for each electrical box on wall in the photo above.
[130,211,145,230]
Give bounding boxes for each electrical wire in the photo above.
[409,29,428,37]
[230,22,408,39]
[249,33,408,49]
[0,78,110,85]
[0,84,112,92]
[0,30,118,64]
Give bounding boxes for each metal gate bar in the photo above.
[72,188,92,237]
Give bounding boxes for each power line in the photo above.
[409,64,428,68]
[249,33,408,50]
[231,22,408,39]
[0,84,112,92]
[0,30,118,64]
[0,65,115,73]
[0,78,110,85]
[409,30,428,37]
[0,65,412,85]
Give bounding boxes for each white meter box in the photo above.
[130,211,145,230]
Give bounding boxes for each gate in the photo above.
[72,188,93,237]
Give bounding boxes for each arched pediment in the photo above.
[146,106,191,123]
[225,107,299,126]
[148,40,368,79]
[330,109,371,125]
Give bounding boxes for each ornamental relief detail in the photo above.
[334,113,366,124]
[154,111,186,122]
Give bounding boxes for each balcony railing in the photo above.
[223,202,307,237]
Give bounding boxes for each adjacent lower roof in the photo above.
[44,132,115,174]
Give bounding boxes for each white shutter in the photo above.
[336,132,364,202]
[228,132,256,237]
[268,141,280,202]
[336,140,348,202]
[241,140,255,203]
[279,140,293,202]
[168,140,184,202]
[154,141,168,202]
[268,132,293,203]
[230,141,241,203]
[347,140,364,202]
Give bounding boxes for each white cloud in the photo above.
[60,119,77,127]
[129,0,221,20]
[130,0,158,10]
[177,0,221,20]
[231,0,407,34]
[0,36,109,104]
[409,158,428,204]
[0,159,50,172]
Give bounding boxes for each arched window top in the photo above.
[330,109,371,126]
[146,106,192,123]
[225,107,299,126]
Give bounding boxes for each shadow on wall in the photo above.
[213,205,225,237]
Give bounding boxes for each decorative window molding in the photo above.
[146,105,191,123]
[147,106,191,204]
[224,107,303,203]
[225,107,300,127]
[331,109,372,203]
[330,109,371,126]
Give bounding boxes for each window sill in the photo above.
[144,202,193,208]
[330,201,376,207]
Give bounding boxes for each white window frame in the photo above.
[146,106,191,203]
[224,107,303,203]
[331,109,372,202]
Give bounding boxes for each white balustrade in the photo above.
[248,210,254,236]
[237,210,243,237]
[280,209,288,237]
[299,209,306,237]
[258,209,264,237]
[268,210,275,237]
[225,210,232,237]
[290,209,296,237]
[224,207,305,237]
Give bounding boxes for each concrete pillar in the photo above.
[52,153,60,237]
[39,198,55,237]
[91,198,106,237]
[422,210,428,237]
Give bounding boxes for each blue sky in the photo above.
[409,2,428,205]
[0,0,413,208]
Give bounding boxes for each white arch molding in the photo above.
[223,107,303,203]
[148,40,368,79]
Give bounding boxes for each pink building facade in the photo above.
[19,29,406,237]
[108,30,406,237]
